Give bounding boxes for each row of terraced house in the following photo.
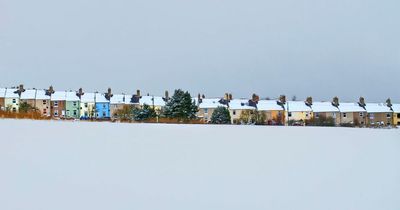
[1,85,399,126]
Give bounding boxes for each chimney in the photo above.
[105,88,113,101]
[76,88,84,99]
[386,98,392,108]
[202,94,205,99]
[136,89,141,97]
[252,93,259,103]
[45,85,55,96]
[163,90,170,102]
[358,97,366,108]
[228,93,233,100]
[224,93,229,100]
[279,95,286,104]
[332,96,339,107]
[14,84,26,96]
[305,96,313,107]
[197,93,202,104]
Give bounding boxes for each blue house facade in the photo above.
[95,93,110,119]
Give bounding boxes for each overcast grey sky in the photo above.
[0,0,399,102]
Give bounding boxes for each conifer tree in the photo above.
[210,106,231,124]
[162,89,198,120]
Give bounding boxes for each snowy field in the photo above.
[0,119,399,210]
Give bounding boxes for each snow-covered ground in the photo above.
[0,119,399,210]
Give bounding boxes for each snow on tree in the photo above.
[162,89,198,120]
[210,106,231,124]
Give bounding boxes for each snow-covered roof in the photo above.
[311,102,339,113]
[65,91,80,101]
[0,88,7,98]
[392,104,400,113]
[51,91,67,101]
[95,93,109,103]
[80,92,95,103]
[365,103,392,113]
[338,103,366,113]
[229,99,256,110]
[198,98,227,109]
[285,101,312,112]
[391,104,400,113]
[35,90,50,100]
[110,94,136,105]
[5,88,19,98]
[20,89,37,100]
[140,96,166,107]
[257,100,284,111]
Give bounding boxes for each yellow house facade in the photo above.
[285,101,313,125]
[392,104,400,126]
[257,100,285,125]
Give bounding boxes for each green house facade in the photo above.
[65,91,80,119]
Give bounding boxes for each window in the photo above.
[73,110,77,116]
[43,100,47,105]
[387,113,391,118]
[233,110,236,115]
[397,113,400,118]
[103,104,106,108]
[73,102,77,106]
[12,99,16,103]
[54,110,58,116]
[332,113,336,118]
[43,109,47,114]
[85,103,88,108]
[359,112,363,117]
[84,111,88,117]
[204,108,208,114]
[288,112,292,117]
[54,101,58,107]
[102,111,106,117]
[12,107,16,112]
[343,113,347,118]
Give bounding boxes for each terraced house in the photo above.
[4,88,20,112]
[338,101,367,126]
[80,92,95,119]
[285,99,313,125]
[35,89,51,117]
[195,97,228,123]
[365,103,393,126]
[50,91,66,118]
[257,99,285,125]
[65,91,80,119]
[95,92,111,119]
[311,100,341,125]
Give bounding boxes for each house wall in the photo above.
[51,101,66,118]
[230,109,253,124]
[35,99,50,117]
[0,98,4,110]
[95,102,110,119]
[287,111,312,122]
[394,113,400,126]
[110,104,124,119]
[367,112,392,126]
[4,98,19,112]
[197,108,216,123]
[80,102,95,119]
[260,110,285,125]
[65,101,80,119]
[340,112,367,125]
[314,112,340,125]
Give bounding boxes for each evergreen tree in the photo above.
[133,104,157,121]
[19,102,36,113]
[210,106,231,124]
[162,89,198,120]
